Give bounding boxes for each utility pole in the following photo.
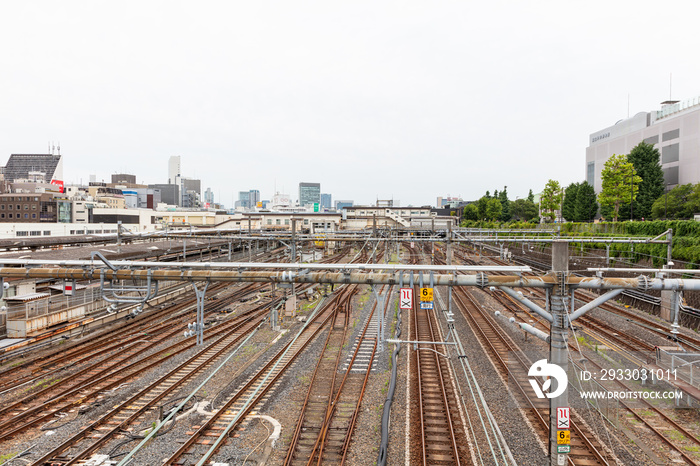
[291,219,297,262]
[550,240,569,465]
[446,221,453,266]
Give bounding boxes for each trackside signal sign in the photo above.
[420,287,433,302]
[399,288,413,310]
[557,407,570,429]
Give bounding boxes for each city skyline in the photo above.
[3,2,700,207]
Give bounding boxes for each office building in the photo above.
[3,154,63,183]
[299,182,320,207]
[235,189,260,210]
[182,178,201,195]
[168,156,181,185]
[149,184,179,206]
[320,193,332,210]
[586,95,700,193]
[204,188,214,207]
[335,200,353,211]
[0,193,58,222]
[112,173,136,185]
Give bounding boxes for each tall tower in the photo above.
[168,156,181,185]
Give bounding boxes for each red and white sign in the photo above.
[557,407,570,429]
[399,288,413,310]
[64,280,74,296]
[51,179,64,193]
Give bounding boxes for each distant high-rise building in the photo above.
[3,154,63,183]
[112,173,136,185]
[168,156,181,185]
[335,200,353,211]
[149,183,179,206]
[249,189,260,208]
[587,96,700,193]
[320,193,332,210]
[437,196,463,208]
[299,182,321,207]
[235,189,260,210]
[182,178,200,195]
[204,188,214,206]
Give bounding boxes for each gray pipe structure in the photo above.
[0,266,699,292]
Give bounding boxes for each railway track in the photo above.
[411,284,469,465]
[454,243,700,463]
[284,283,381,465]
[452,285,611,465]
[487,287,700,464]
[0,281,245,394]
[161,288,344,465]
[29,302,274,465]
[402,242,473,465]
[284,285,355,465]
[0,283,267,440]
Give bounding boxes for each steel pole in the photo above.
[550,241,569,465]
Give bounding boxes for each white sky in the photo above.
[2,1,700,208]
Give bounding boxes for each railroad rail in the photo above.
[27,302,273,465]
[284,283,383,465]
[452,285,611,465]
[161,289,343,465]
[411,284,468,464]
[456,244,700,464]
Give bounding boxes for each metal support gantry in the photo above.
[192,282,209,346]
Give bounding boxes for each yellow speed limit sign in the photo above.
[557,430,570,445]
[420,288,433,302]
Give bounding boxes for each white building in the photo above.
[586,96,700,193]
[168,156,181,185]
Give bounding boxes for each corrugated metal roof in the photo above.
[6,292,51,302]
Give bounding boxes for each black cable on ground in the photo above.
[377,301,401,466]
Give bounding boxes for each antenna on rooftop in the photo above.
[670,72,673,100]
[57,142,60,155]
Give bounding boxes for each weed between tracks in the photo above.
[667,429,686,442]
[26,376,60,392]
[0,452,17,465]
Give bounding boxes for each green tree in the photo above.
[562,182,580,222]
[540,179,563,223]
[597,154,642,222]
[498,186,511,222]
[485,198,502,220]
[476,196,489,220]
[511,198,539,222]
[527,189,534,202]
[650,184,699,219]
[462,203,479,221]
[574,181,598,222]
[627,141,664,219]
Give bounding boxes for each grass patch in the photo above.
[26,377,60,392]
[667,430,686,442]
[0,452,17,464]
[683,445,700,452]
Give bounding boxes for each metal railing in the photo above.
[5,280,181,321]
[655,347,700,390]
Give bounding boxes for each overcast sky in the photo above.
[2,1,700,208]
